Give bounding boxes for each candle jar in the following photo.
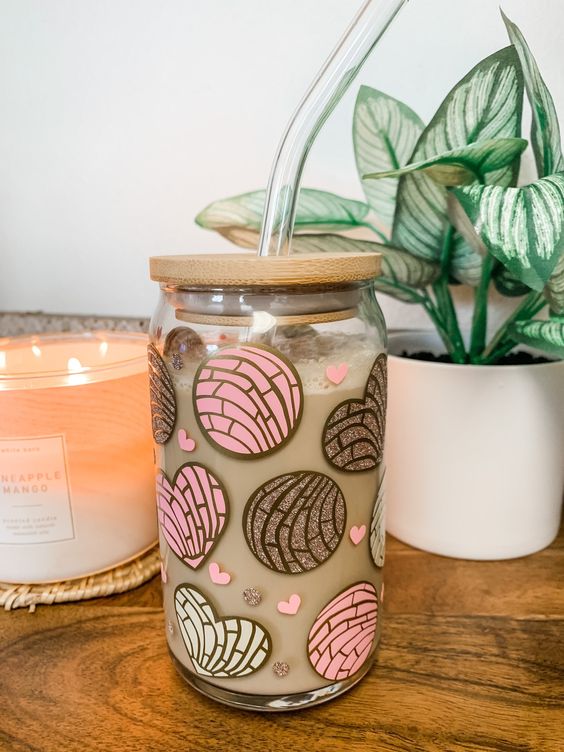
[0,331,156,583]
[149,253,387,711]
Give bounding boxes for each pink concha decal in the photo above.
[308,582,378,681]
[156,462,229,569]
[193,344,303,458]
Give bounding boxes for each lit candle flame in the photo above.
[0,352,6,369]
[31,345,42,358]
[99,341,109,356]
[67,357,83,373]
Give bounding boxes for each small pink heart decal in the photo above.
[277,594,301,615]
[326,363,349,385]
[350,525,366,545]
[209,562,231,585]
[178,428,196,452]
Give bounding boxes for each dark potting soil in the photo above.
[402,351,553,365]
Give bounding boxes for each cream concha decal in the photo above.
[174,585,272,678]
[370,470,386,568]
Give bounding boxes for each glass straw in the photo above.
[257,0,410,258]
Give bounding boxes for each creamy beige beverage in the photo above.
[152,328,386,701]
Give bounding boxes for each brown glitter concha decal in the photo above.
[175,585,272,678]
[322,353,387,472]
[163,326,206,359]
[243,471,346,574]
[148,344,176,444]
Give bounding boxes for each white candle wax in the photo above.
[0,332,156,583]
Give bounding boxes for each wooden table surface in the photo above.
[1,527,563,752]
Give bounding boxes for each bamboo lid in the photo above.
[149,252,381,287]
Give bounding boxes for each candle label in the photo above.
[0,435,74,545]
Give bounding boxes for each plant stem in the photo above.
[432,227,467,363]
[422,295,453,352]
[469,255,495,362]
[476,291,546,364]
[481,338,521,365]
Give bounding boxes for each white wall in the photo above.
[0,0,562,327]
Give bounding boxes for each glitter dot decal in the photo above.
[175,585,272,678]
[156,463,229,569]
[171,352,184,371]
[148,344,177,444]
[308,582,378,681]
[167,619,174,635]
[243,587,262,606]
[322,353,387,472]
[370,470,385,568]
[164,326,206,358]
[272,661,290,678]
[243,471,346,574]
[193,343,303,459]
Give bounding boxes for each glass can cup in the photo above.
[148,252,387,711]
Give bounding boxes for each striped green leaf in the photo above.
[450,193,536,298]
[291,233,439,303]
[353,86,424,232]
[446,193,487,286]
[510,318,564,358]
[454,174,564,292]
[503,11,564,177]
[392,47,524,286]
[195,188,371,242]
[364,138,527,186]
[546,255,564,315]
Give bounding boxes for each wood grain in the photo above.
[1,607,562,752]
[77,530,564,616]
[1,527,563,752]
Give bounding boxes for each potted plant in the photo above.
[194,11,564,560]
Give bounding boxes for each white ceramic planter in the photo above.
[385,331,564,560]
